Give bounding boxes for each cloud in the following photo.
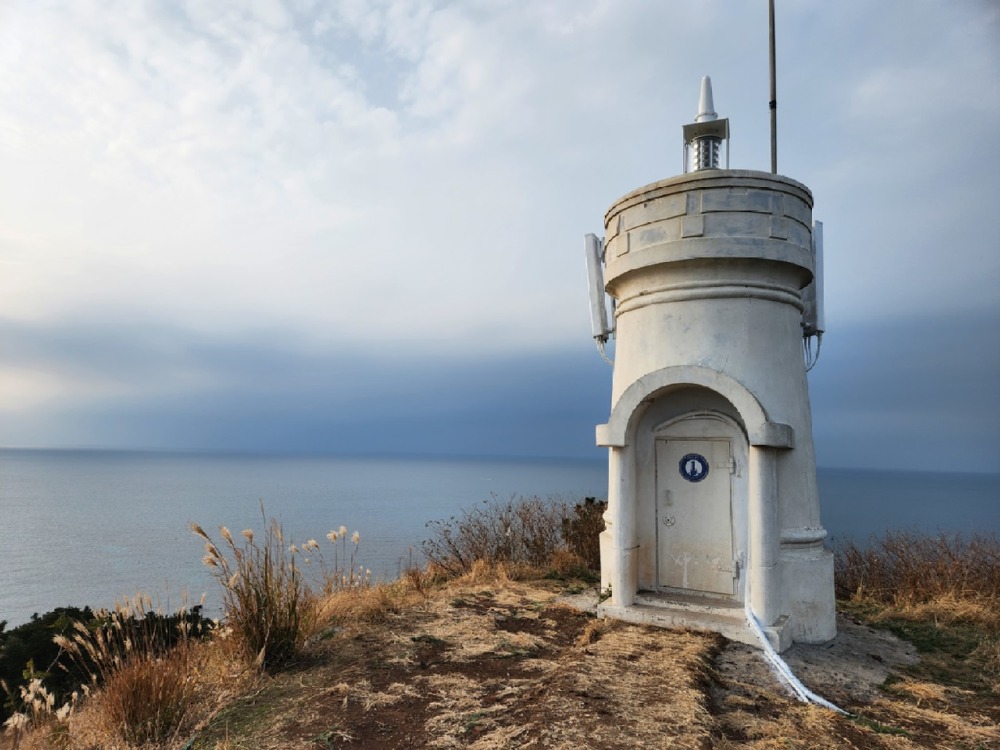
[0,1,997,469]
[810,310,1000,473]
[782,2,1000,327]
[0,1,776,347]
[3,306,998,473]
[0,313,612,456]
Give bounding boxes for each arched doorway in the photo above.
[652,413,747,599]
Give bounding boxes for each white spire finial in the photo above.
[682,75,729,172]
[696,76,717,123]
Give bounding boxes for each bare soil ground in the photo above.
[186,579,999,750]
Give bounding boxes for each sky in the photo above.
[1,0,998,473]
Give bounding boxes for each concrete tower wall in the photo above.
[596,169,835,649]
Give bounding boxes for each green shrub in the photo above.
[0,604,211,728]
[0,607,93,726]
[52,595,208,746]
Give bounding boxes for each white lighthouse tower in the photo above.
[587,78,835,650]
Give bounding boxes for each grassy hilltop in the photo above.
[2,497,998,749]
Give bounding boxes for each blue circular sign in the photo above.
[679,453,709,483]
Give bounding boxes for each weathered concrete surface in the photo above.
[596,169,836,650]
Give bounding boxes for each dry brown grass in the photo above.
[421,494,604,578]
[11,618,261,750]
[86,644,196,745]
[1,596,214,749]
[712,703,850,750]
[0,676,73,750]
[183,573,997,749]
[864,694,1000,748]
[835,531,1000,622]
[9,569,998,749]
[422,495,569,576]
[313,579,416,627]
[1,515,385,750]
[192,519,314,671]
[835,531,1000,692]
[60,598,202,746]
[561,497,606,571]
[8,523,997,749]
[288,577,724,749]
[889,678,950,706]
[574,617,610,648]
[191,513,377,672]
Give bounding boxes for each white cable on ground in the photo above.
[744,601,850,715]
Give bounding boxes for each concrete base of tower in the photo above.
[597,591,792,651]
[781,544,837,644]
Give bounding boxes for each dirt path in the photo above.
[188,580,1000,750]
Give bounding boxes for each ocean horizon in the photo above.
[2,448,997,629]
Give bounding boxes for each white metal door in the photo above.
[656,437,735,595]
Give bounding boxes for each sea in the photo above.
[1,449,997,629]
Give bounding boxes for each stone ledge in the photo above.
[598,594,792,651]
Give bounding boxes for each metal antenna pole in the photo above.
[769,0,777,174]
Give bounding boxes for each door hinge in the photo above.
[714,457,736,474]
[713,560,741,579]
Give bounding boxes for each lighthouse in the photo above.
[587,77,835,651]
